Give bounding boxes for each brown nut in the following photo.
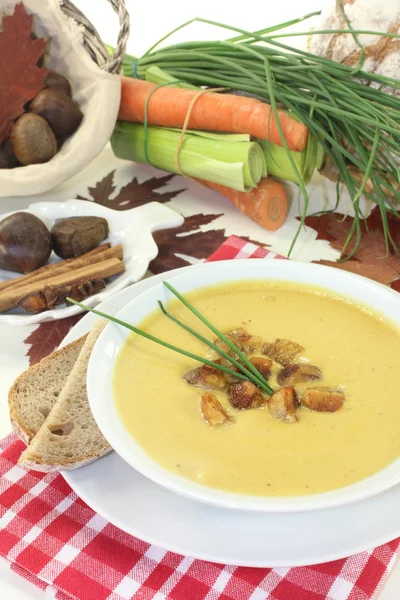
[10,113,57,165]
[0,212,52,273]
[29,88,83,141]
[44,70,72,97]
[228,380,266,410]
[0,140,19,169]
[51,216,110,259]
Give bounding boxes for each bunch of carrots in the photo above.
[115,77,309,231]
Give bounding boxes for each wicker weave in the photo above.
[59,0,130,74]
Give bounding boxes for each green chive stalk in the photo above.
[158,300,273,394]
[162,281,273,392]
[67,291,275,396]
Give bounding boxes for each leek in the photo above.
[262,132,324,185]
[111,122,266,191]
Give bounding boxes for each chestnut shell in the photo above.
[0,140,19,169]
[44,71,72,97]
[0,212,52,273]
[10,113,57,165]
[29,88,83,141]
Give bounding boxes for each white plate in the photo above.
[87,259,400,514]
[0,199,183,325]
[62,265,400,567]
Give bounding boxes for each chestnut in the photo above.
[0,212,52,273]
[10,113,57,165]
[29,88,83,141]
[0,140,19,169]
[44,70,72,97]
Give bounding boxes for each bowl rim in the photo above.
[87,259,400,513]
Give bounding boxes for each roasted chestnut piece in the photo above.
[29,88,83,141]
[302,387,344,412]
[183,364,227,391]
[201,394,231,426]
[10,113,57,165]
[228,381,266,410]
[277,363,322,386]
[268,386,299,423]
[0,212,52,273]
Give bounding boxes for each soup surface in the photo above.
[113,281,400,496]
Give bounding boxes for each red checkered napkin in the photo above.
[1,235,399,600]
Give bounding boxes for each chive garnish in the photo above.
[158,299,273,395]
[162,282,274,394]
[67,283,274,396]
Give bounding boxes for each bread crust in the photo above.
[8,334,88,443]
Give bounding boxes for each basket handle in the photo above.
[59,0,130,74]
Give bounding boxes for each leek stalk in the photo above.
[111,122,266,191]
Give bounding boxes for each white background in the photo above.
[0,0,398,597]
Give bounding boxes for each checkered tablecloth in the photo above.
[0,235,399,600]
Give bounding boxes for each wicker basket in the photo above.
[0,0,131,197]
[59,0,130,74]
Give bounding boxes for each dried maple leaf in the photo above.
[304,206,400,286]
[0,3,48,143]
[151,214,267,273]
[24,314,82,366]
[150,214,228,273]
[78,170,267,273]
[77,170,185,209]
[76,170,116,205]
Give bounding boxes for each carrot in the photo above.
[119,77,308,152]
[197,177,288,231]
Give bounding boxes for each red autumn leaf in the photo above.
[304,206,400,287]
[78,169,268,274]
[0,3,48,143]
[151,213,268,273]
[150,213,228,273]
[391,280,400,293]
[24,314,83,366]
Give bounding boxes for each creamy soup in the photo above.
[113,282,400,496]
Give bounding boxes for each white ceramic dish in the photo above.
[62,271,400,567]
[87,259,400,513]
[0,199,183,325]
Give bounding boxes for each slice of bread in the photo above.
[18,319,112,472]
[9,335,87,444]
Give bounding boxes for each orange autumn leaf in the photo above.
[0,3,48,143]
[304,207,400,286]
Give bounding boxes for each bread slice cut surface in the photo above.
[19,319,111,472]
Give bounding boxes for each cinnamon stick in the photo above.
[0,244,121,292]
[0,258,125,313]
